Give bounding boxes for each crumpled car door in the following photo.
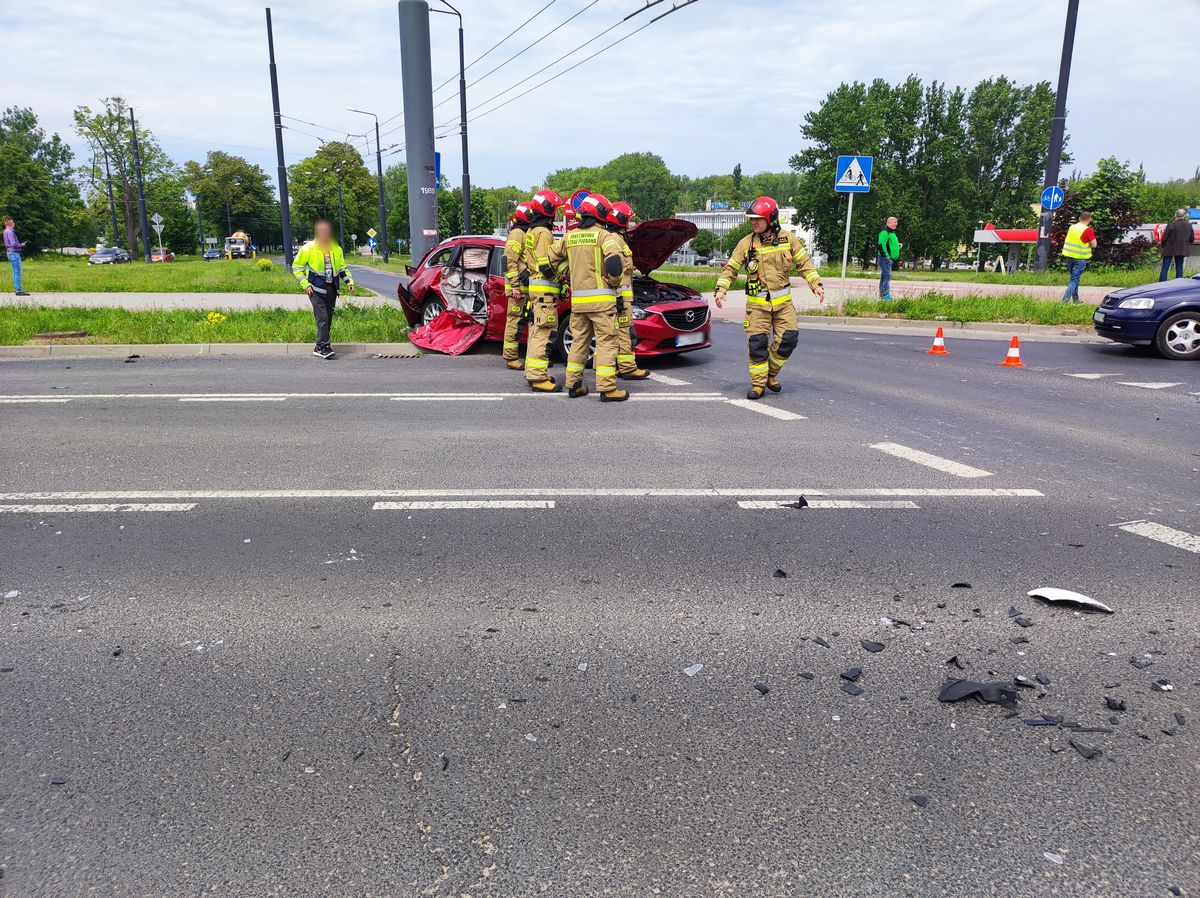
[407,307,486,355]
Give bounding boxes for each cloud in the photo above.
[6,0,1198,202]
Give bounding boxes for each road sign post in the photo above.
[834,155,873,312]
[150,212,165,262]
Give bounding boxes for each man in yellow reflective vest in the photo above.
[714,196,824,399]
[545,194,630,402]
[605,200,649,381]
[521,190,566,392]
[502,203,534,370]
[1061,211,1097,304]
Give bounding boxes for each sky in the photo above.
[6,0,1199,200]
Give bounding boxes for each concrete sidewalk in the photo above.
[0,341,420,359]
[0,290,387,310]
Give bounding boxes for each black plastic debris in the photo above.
[1024,718,1057,726]
[785,496,808,509]
[1040,714,1064,724]
[773,569,788,579]
[951,582,971,589]
[938,679,1018,705]
[1069,739,1102,760]
[1152,679,1174,692]
[861,640,885,653]
[112,647,123,657]
[1105,697,1127,712]
[353,749,365,760]
[936,602,946,609]
[841,668,862,682]
[799,671,815,680]
[441,755,450,771]
[1175,713,1186,726]
[1028,586,1113,614]
[1015,617,1035,628]
[50,776,66,786]
[280,750,291,762]
[1035,672,1050,685]
[1075,727,1114,734]
[813,637,831,649]
[911,795,928,808]
[1014,676,1037,689]
[841,683,864,696]
[1135,731,1151,741]
[754,683,770,696]
[1011,636,1030,645]
[1008,606,1022,618]
[484,627,499,633]
[1168,887,1183,897]
[946,656,965,670]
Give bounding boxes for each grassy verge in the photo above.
[0,257,301,293]
[814,264,1158,288]
[0,303,409,345]
[808,293,1098,326]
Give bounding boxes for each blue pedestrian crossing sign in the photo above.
[835,155,873,193]
[1040,185,1065,211]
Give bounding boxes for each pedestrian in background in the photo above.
[4,217,30,296]
[1060,211,1096,303]
[292,218,354,360]
[877,216,900,301]
[1158,209,1194,281]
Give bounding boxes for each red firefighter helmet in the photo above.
[747,196,780,227]
[511,203,534,225]
[579,193,611,222]
[608,201,635,230]
[529,190,566,218]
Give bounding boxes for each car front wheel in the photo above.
[420,297,446,326]
[1155,311,1200,360]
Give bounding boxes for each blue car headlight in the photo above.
[1117,297,1155,310]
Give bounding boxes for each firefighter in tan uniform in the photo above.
[501,203,534,370]
[605,200,649,380]
[544,194,630,402]
[714,196,824,399]
[521,190,566,393]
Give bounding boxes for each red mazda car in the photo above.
[395,219,712,359]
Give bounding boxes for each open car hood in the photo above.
[626,218,698,275]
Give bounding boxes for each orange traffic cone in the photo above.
[1000,336,1025,368]
[926,327,949,355]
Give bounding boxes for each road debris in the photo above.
[50,776,67,786]
[841,668,862,682]
[799,671,815,680]
[683,663,703,677]
[525,733,538,743]
[938,679,1018,705]
[1106,697,1127,711]
[1069,739,1102,760]
[1043,852,1064,865]
[773,569,788,579]
[1015,617,1035,628]
[754,683,770,696]
[861,640,885,653]
[841,683,864,696]
[911,794,928,808]
[813,637,831,649]
[951,582,971,589]
[946,655,965,670]
[577,663,588,672]
[1036,672,1050,685]
[1028,586,1113,614]
[3,590,18,599]
[1152,679,1173,692]
[785,496,808,509]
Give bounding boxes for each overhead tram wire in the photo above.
[432,0,558,92]
[431,1,699,140]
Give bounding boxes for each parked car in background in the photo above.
[1093,274,1200,360]
[87,247,130,265]
[946,261,973,271]
[395,219,712,360]
[150,249,175,263]
[202,248,222,261]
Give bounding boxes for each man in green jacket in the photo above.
[877,216,900,301]
[293,219,355,359]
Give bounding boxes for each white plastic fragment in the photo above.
[525,733,537,743]
[1028,586,1113,614]
[683,663,703,677]
[4,590,18,599]
[304,766,315,774]
[1043,852,1064,865]
[577,663,588,672]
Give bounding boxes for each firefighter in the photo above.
[713,196,824,399]
[521,190,567,393]
[606,200,649,381]
[502,203,534,370]
[545,194,629,402]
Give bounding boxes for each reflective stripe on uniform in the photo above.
[617,353,635,364]
[746,291,792,306]
[595,365,616,377]
[725,259,743,272]
[566,361,586,373]
[526,357,549,369]
[749,362,769,373]
[619,288,633,299]
[1062,222,1093,260]
[503,340,519,350]
[573,287,616,298]
[769,352,789,367]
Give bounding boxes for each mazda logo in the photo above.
[685,310,695,322]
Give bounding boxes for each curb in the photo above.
[711,313,1099,341]
[0,342,421,359]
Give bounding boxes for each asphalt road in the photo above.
[1,322,1197,897]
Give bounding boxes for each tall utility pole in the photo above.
[348,108,390,262]
[128,108,152,263]
[1034,0,1079,272]
[431,1,470,233]
[100,147,120,247]
[397,0,439,261]
[266,8,294,268]
[195,194,205,252]
[334,163,346,251]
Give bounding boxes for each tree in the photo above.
[384,162,410,252]
[732,163,742,193]
[721,221,752,255]
[74,97,173,255]
[602,152,679,219]
[690,229,718,257]
[1140,173,1200,223]
[182,151,275,249]
[0,107,90,249]
[287,142,376,247]
[1051,157,1151,267]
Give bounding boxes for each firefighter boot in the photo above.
[568,383,589,399]
[767,376,782,392]
[618,367,650,380]
[746,387,765,400]
[600,389,630,402]
[530,376,562,394]
[506,359,525,371]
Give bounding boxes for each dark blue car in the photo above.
[1093,273,1200,360]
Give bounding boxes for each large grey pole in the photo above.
[1034,0,1079,272]
[398,0,438,261]
[128,108,152,263]
[266,8,294,268]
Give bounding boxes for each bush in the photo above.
[255,258,274,271]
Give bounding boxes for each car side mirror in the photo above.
[406,265,415,276]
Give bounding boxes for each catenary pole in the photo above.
[128,108,152,263]
[397,0,438,261]
[266,8,295,268]
[1034,0,1079,272]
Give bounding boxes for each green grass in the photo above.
[1,257,303,294]
[815,263,1160,288]
[809,292,1098,326]
[0,303,409,345]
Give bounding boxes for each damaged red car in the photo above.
[396,219,712,359]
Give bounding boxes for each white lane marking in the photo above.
[646,372,692,386]
[629,395,724,402]
[0,398,72,403]
[1116,382,1183,390]
[1116,520,1200,554]
[869,442,993,478]
[0,390,727,401]
[390,396,505,402]
[0,503,195,513]
[178,397,288,403]
[738,500,919,509]
[0,488,1043,500]
[373,500,554,510]
[1065,373,1121,380]
[725,399,807,420]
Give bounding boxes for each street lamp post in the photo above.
[431,1,470,234]
[347,108,390,262]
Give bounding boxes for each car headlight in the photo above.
[1117,297,1154,309]
[631,307,651,320]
